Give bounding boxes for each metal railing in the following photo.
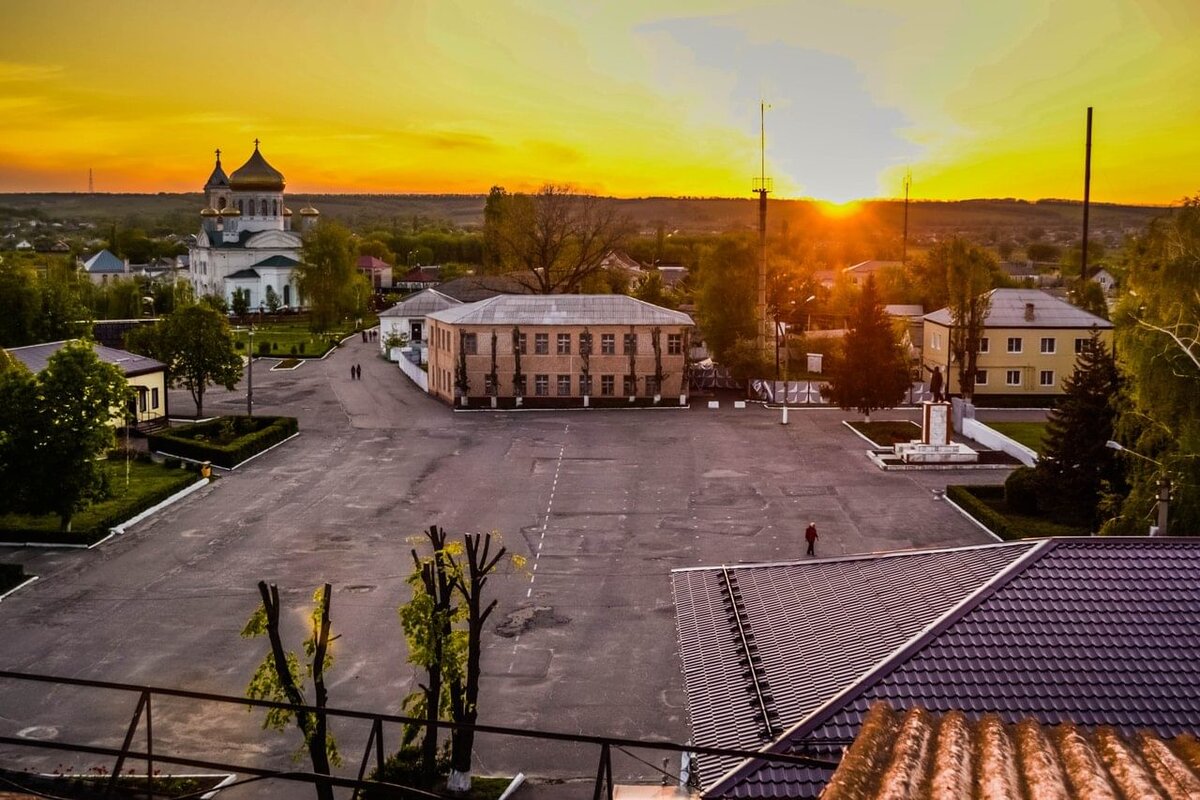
[0,670,841,799]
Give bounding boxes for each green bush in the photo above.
[298,342,306,354]
[946,484,1088,540]
[258,342,271,356]
[1004,467,1040,514]
[290,345,297,355]
[272,342,279,351]
[148,416,299,468]
[235,340,244,350]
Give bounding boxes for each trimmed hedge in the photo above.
[947,484,1088,541]
[1,563,27,593]
[148,415,299,468]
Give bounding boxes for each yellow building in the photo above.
[426,295,694,408]
[922,289,1112,400]
[7,340,169,430]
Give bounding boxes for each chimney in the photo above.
[1024,302,1036,321]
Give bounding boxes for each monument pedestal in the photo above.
[894,401,978,464]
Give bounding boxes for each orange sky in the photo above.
[1,0,1197,203]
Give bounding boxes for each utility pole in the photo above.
[1081,106,1093,281]
[88,168,94,194]
[902,169,911,265]
[752,102,772,361]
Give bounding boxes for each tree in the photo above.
[242,582,340,800]
[144,305,243,418]
[485,184,631,293]
[695,235,757,362]
[928,239,995,400]
[265,285,282,313]
[0,358,37,516]
[0,260,39,346]
[231,287,251,318]
[298,221,369,332]
[823,276,910,422]
[19,341,130,530]
[1107,196,1200,534]
[1034,329,1123,528]
[1066,277,1109,320]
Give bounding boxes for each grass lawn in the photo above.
[987,421,1048,454]
[231,314,379,359]
[848,420,922,447]
[0,459,199,538]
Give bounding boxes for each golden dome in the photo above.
[229,141,285,192]
[200,206,219,217]
[219,205,241,216]
[299,206,320,216]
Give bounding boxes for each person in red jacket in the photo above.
[805,522,818,556]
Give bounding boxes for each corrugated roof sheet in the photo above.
[924,289,1112,328]
[427,294,694,326]
[674,543,1037,786]
[7,340,166,377]
[706,539,1200,799]
[378,288,463,318]
[822,702,1200,800]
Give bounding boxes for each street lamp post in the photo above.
[1106,440,1168,535]
[247,327,254,418]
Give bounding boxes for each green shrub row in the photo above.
[1,563,27,593]
[149,416,299,468]
[946,485,1025,541]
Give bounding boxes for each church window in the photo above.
[273,199,279,216]
[261,199,268,216]
[237,200,243,214]
[217,197,226,210]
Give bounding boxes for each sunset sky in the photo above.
[1,0,1196,203]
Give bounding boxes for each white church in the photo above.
[188,141,319,309]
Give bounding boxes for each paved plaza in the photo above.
[0,335,1012,797]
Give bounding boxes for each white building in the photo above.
[187,142,319,309]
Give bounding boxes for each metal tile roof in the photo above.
[378,289,463,318]
[673,543,1037,786]
[924,288,1112,329]
[823,702,1200,800]
[226,268,260,280]
[82,249,125,273]
[7,340,166,377]
[251,255,300,268]
[705,539,1200,798]
[427,294,694,326]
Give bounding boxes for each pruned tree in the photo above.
[823,276,910,423]
[511,326,524,398]
[242,582,340,800]
[488,329,499,397]
[652,326,665,398]
[265,285,282,313]
[580,326,592,397]
[455,331,470,399]
[232,287,251,318]
[485,184,631,294]
[627,325,638,398]
[1034,329,1123,527]
[928,239,996,400]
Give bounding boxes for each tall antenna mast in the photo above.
[752,102,773,362]
[902,169,911,265]
[1081,106,1093,281]
[88,168,94,194]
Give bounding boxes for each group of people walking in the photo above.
[350,363,362,380]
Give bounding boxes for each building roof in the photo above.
[204,152,229,189]
[226,268,261,280]
[435,274,537,303]
[229,143,285,192]
[400,266,442,284]
[656,265,688,288]
[379,288,463,318]
[427,294,694,327]
[251,255,300,268]
[7,340,166,378]
[883,304,924,319]
[924,288,1112,329]
[673,543,1037,784]
[822,702,1200,800]
[356,255,392,271]
[845,260,902,275]
[704,538,1200,798]
[82,249,125,274]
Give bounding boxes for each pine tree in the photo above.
[824,276,910,422]
[1034,328,1122,527]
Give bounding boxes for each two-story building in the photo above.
[922,288,1113,401]
[425,295,693,408]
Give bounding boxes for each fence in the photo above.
[961,418,1038,466]
[396,351,429,393]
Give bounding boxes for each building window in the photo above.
[645,375,659,395]
[931,332,942,350]
[1040,370,1055,387]
[1040,337,1056,354]
[535,374,549,396]
[517,333,527,355]
[623,375,637,396]
[623,333,637,354]
[601,334,615,355]
[978,337,989,353]
[151,388,159,409]
[600,375,614,396]
[557,374,571,396]
[1075,337,1089,354]
[463,333,477,355]
[260,199,268,216]
[579,332,593,354]
[557,333,571,355]
[535,333,549,355]
[1007,337,1023,353]
[975,370,988,386]
[138,391,146,413]
[580,374,593,395]
[667,333,683,355]
[1006,369,1021,386]
[273,199,279,216]
[237,200,244,214]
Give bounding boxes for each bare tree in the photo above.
[486,185,631,294]
[929,239,996,400]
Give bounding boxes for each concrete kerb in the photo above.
[109,477,211,535]
[153,431,300,472]
[0,575,39,603]
[452,404,690,414]
[943,492,1004,542]
[841,420,886,448]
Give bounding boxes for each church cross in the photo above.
[254,138,260,150]
[215,148,221,161]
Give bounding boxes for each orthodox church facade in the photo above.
[187,142,319,309]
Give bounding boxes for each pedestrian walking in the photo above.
[355,363,361,380]
[805,522,818,556]
[350,365,356,381]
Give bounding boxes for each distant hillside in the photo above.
[0,192,1171,241]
